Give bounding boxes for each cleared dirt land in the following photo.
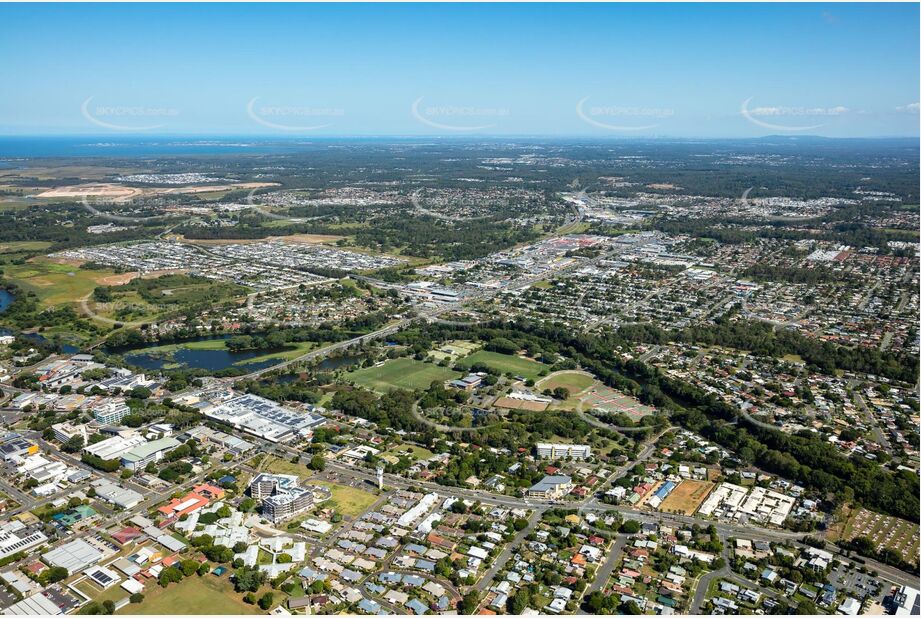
[493,396,549,411]
[659,480,715,515]
[36,183,142,200]
[35,181,278,202]
[180,233,345,246]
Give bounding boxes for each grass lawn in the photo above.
[307,480,378,517]
[4,258,122,307]
[0,240,52,253]
[387,443,435,461]
[75,579,129,607]
[264,456,314,480]
[131,339,231,354]
[119,575,260,615]
[460,350,548,380]
[235,341,317,366]
[88,290,165,322]
[537,371,596,394]
[347,357,460,393]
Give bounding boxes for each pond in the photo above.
[0,289,14,313]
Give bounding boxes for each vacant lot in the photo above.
[5,258,122,307]
[460,350,547,380]
[307,480,378,517]
[386,443,435,462]
[659,480,715,515]
[829,506,920,563]
[120,574,260,615]
[348,357,460,393]
[263,455,314,480]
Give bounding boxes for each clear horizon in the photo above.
[1,3,918,138]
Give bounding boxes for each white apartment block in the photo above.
[535,443,592,460]
[92,400,131,425]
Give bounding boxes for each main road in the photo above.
[252,432,920,589]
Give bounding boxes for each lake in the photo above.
[113,336,286,373]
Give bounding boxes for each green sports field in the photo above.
[461,350,548,380]
[120,575,260,615]
[347,357,461,392]
[538,371,596,394]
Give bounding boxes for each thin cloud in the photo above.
[895,102,920,114]
[748,106,849,117]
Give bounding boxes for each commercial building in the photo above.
[527,475,573,499]
[35,358,103,389]
[204,393,325,443]
[51,422,88,445]
[120,437,181,470]
[181,426,255,454]
[42,538,104,572]
[91,479,143,509]
[535,443,592,460]
[0,523,48,560]
[249,473,299,499]
[449,374,483,391]
[889,585,920,615]
[158,484,224,519]
[262,487,314,523]
[83,435,146,462]
[248,473,314,522]
[158,493,209,519]
[0,435,39,461]
[91,400,131,425]
[18,455,68,484]
[1,593,62,615]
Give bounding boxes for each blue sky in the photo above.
[0,3,918,137]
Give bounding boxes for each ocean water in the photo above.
[0,136,319,157]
